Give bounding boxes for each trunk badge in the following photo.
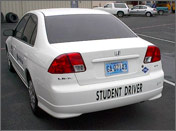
[142,67,149,73]
[114,50,121,56]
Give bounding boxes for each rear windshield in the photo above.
[45,14,136,43]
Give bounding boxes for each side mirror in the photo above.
[3,29,14,36]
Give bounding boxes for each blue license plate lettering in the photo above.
[105,61,128,76]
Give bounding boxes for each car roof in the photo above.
[105,3,126,5]
[30,8,110,16]
[135,5,147,7]
[114,3,126,4]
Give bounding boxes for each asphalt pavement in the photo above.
[120,14,175,82]
[1,13,175,130]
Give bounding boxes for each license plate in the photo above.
[105,61,128,76]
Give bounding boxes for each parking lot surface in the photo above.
[120,14,175,83]
[1,14,175,130]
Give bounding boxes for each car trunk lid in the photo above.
[51,37,152,86]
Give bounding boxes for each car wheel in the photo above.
[28,80,42,116]
[158,10,164,15]
[7,52,15,72]
[146,12,152,17]
[6,12,19,23]
[117,11,124,17]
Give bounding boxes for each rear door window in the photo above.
[22,14,37,45]
[133,6,139,9]
[14,14,30,39]
[139,6,147,9]
[30,26,37,46]
[104,4,112,8]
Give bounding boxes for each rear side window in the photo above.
[14,14,30,39]
[45,14,136,44]
[139,6,147,9]
[104,4,112,8]
[22,15,37,45]
[114,4,127,8]
[133,6,139,9]
[30,26,37,46]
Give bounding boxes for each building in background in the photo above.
[1,0,174,19]
[1,0,92,18]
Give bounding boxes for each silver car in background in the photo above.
[130,5,157,17]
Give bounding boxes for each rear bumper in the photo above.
[152,11,158,15]
[37,70,164,118]
[125,12,130,15]
[38,86,163,118]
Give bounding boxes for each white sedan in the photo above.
[4,8,164,118]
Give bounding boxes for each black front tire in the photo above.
[158,10,164,15]
[146,12,152,17]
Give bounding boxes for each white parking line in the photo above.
[167,27,175,30]
[137,33,175,44]
[164,79,175,87]
[132,23,175,30]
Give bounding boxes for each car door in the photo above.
[13,14,37,83]
[11,14,30,80]
[114,3,128,14]
[139,6,147,15]
[130,6,139,14]
[16,14,38,82]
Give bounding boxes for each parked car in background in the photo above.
[156,7,169,15]
[146,3,168,15]
[156,1,175,13]
[129,5,157,17]
[94,3,129,17]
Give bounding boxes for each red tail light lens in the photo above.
[144,46,161,63]
[48,53,86,74]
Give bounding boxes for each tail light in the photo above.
[144,46,161,63]
[48,53,86,74]
[153,8,156,11]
